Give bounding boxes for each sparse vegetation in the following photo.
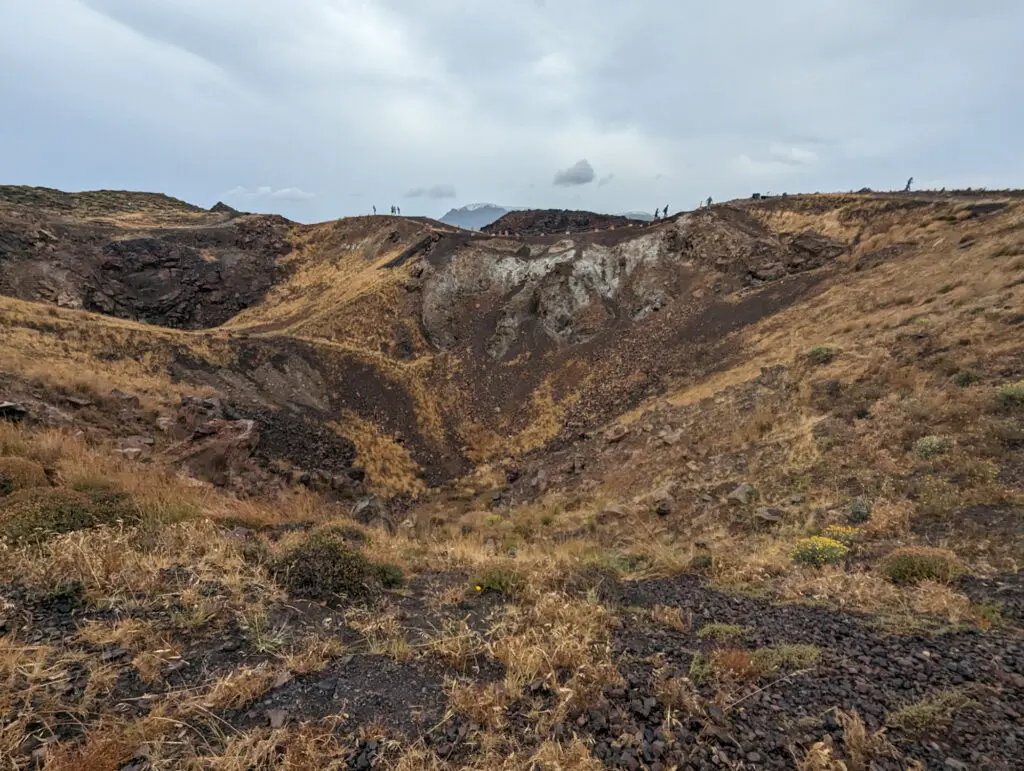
[915,435,949,459]
[879,547,964,585]
[848,499,872,524]
[0,456,48,496]
[791,536,850,567]
[272,531,383,602]
[886,689,976,734]
[953,371,980,387]
[0,188,1021,767]
[996,379,1024,409]
[808,344,837,365]
[696,622,746,641]
[471,565,526,598]
[0,486,139,545]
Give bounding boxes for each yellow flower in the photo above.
[475,585,483,592]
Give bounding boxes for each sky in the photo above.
[2,0,1023,223]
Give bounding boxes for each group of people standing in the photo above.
[371,205,402,215]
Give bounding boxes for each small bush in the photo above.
[915,435,949,459]
[0,487,139,546]
[953,371,980,388]
[556,562,621,602]
[886,689,976,734]
[879,547,964,585]
[807,345,837,365]
[696,623,746,641]
[791,537,849,567]
[471,565,526,599]
[376,562,405,589]
[238,537,272,566]
[688,652,711,684]
[822,524,859,546]
[848,499,872,524]
[689,553,714,573]
[273,532,381,602]
[0,457,48,496]
[750,643,821,673]
[997,380,1024,409]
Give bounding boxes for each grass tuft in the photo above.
[879,547,964,585]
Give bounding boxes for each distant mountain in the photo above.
[439,203,513,230]
[441,204,657,230]
[620,210,656,222]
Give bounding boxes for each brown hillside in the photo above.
[1,187,1022,768]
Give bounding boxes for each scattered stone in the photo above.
[266,709,289,729]
[728,483,758,506]
[655,498,674,517]
[660,428,683,446]
[604,424,630,443]
[0,401,28,422]
[65,396,93,408]
[755,507,784,524]
[351,496,394,534]
[110,389,141,410]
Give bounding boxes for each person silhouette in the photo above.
[663,205,669,218]
[373,205,376,215]
[397,206,401,216]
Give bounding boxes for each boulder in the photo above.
[0,402,28,422]
[163,419,258,488]
[604,424,630,444]
[351,495,394,534]
[727,483,758,506]
[755,507,784,524]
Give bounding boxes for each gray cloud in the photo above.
[225,186,315,201]
[0,1,1022,223]
[554,159,595,187]
[598,173,615,187]
[405,183,456,199]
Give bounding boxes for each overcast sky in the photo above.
[2,1,1023,222]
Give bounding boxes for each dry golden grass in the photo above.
[332,413,426,499]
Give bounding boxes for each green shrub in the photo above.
[689,553,714,573]
[696,623,746,641]
[997,380,1024,409]
[915,435,949,459]
[821,524,859,546]
[750,643,821,672]
[886,689,976,734]
[953,371,980,388]
[238,537,272,566]
[0,457,48,496]
[807,345,837,365]
[879,547,964,585]
[376,562,405,589]
[688,652,711,684]
[471,565,526,599]
[790,537,849,567]
[273,532,381,602]
[848,499,872,524]
[0,487,139,546]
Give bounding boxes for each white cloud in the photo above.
[406,184,457,199]
[1,1,1022,220]
[225,186,315,201]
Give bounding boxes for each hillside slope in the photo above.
[1,187,1023,769]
